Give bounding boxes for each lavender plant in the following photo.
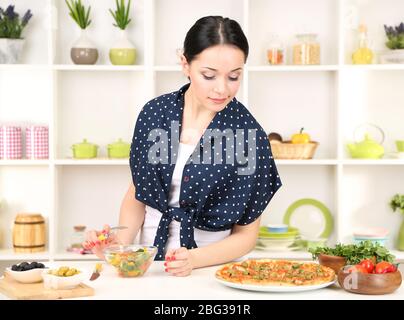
[384,22,404,49]
[0,5,33,39]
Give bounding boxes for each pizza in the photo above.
[215,259,335,286]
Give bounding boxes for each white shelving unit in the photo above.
[1,0,404,263]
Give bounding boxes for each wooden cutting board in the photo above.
[0,273,94,300]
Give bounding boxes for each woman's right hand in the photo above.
[82,224,118,260]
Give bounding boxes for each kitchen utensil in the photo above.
[103,245,157,277]
[347,123,385,159]
[71,138,98,159]
[25,126,49,159]
[338,265,402,295]
[283,198,333,239]
[0,126,22,159]
[266,224,288,233]
[89,262,103,281]
[107,138,131,158]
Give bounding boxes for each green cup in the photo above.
[396,140,404,152]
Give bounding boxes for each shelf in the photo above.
[0,160,50,166]
[342,159,404,165]
[0,249,50,261]
[341,64,404,71]
[0,64,51,71]
[153,66,182,72]
[54,159,129,166]
[275,159,338,165]
[53,65,146,72]
[248,65,339,72]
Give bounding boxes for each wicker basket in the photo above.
[270,141,319,159]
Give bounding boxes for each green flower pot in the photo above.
[109,29,136,65]
[109,48,136,65]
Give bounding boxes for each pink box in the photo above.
[0,126,23,159]
[25,126,49,159]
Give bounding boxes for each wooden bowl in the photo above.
[318,254,347,274]
[338,267,402,295]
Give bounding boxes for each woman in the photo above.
[84,16,282,277]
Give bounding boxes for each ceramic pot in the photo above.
[109,29,136,65]
[0,38,25,64]
[70,29,98,65]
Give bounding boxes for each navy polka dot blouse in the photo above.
[130,83,282,260]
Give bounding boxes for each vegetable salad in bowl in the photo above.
[103,245,157,277]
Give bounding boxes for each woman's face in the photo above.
[181,44,245,112]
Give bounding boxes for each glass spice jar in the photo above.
[70,225,86,249]
[292,33,321,65]
[266,34,285,65]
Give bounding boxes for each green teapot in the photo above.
[107,138,130,159]
[347,133,384,159]
[71,139,99,159]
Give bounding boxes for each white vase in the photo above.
[379,48,404,64]
[70,29,99,65]
[109,29,136,65]
[0,38,25,64]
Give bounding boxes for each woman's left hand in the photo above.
[164,247,195,277]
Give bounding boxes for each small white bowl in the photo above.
[266,224,289,233]
[5,267,46,284]
[42,268,90,290]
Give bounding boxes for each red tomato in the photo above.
[375,261,396,274]
[359,259,375,273]
[347,265,369,273]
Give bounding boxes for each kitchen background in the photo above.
[1,0,404,270]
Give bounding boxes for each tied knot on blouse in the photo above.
[130,83,282,260]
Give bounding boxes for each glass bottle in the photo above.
[292,33,321,65]
[70,225,86,249]
[352,24,373,64]
[267,34,285,65]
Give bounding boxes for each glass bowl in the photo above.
[103,245,157,277]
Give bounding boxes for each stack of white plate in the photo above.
[256,226,301,251]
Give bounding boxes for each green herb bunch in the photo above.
[390,194,404,214]
[0,5,33,39]
[65,0,92,29]
[384,22,404,49]
[109,0,132,30]
[309,240,395,265]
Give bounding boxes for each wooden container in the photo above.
[318,254,347,274]
[270,141,319,159]
[338,267,402,295]
[12,213,45,253]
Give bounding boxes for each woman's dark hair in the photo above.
[183,16,249,64]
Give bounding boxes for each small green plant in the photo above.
[109,0,132,30]
[390,194,404,214]
[0,5,33,39]
[65,0,92,29]
[384,22,404,49]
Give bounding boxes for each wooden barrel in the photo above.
[13,213,45,253]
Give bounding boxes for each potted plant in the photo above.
[0,5,33,64]
[380,22,404,64]
[390,194,404,251]
[109,0,136,65]
[65,0,98,65]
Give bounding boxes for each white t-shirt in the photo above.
[139,142,231,252]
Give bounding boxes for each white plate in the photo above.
[215,277,336,292]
